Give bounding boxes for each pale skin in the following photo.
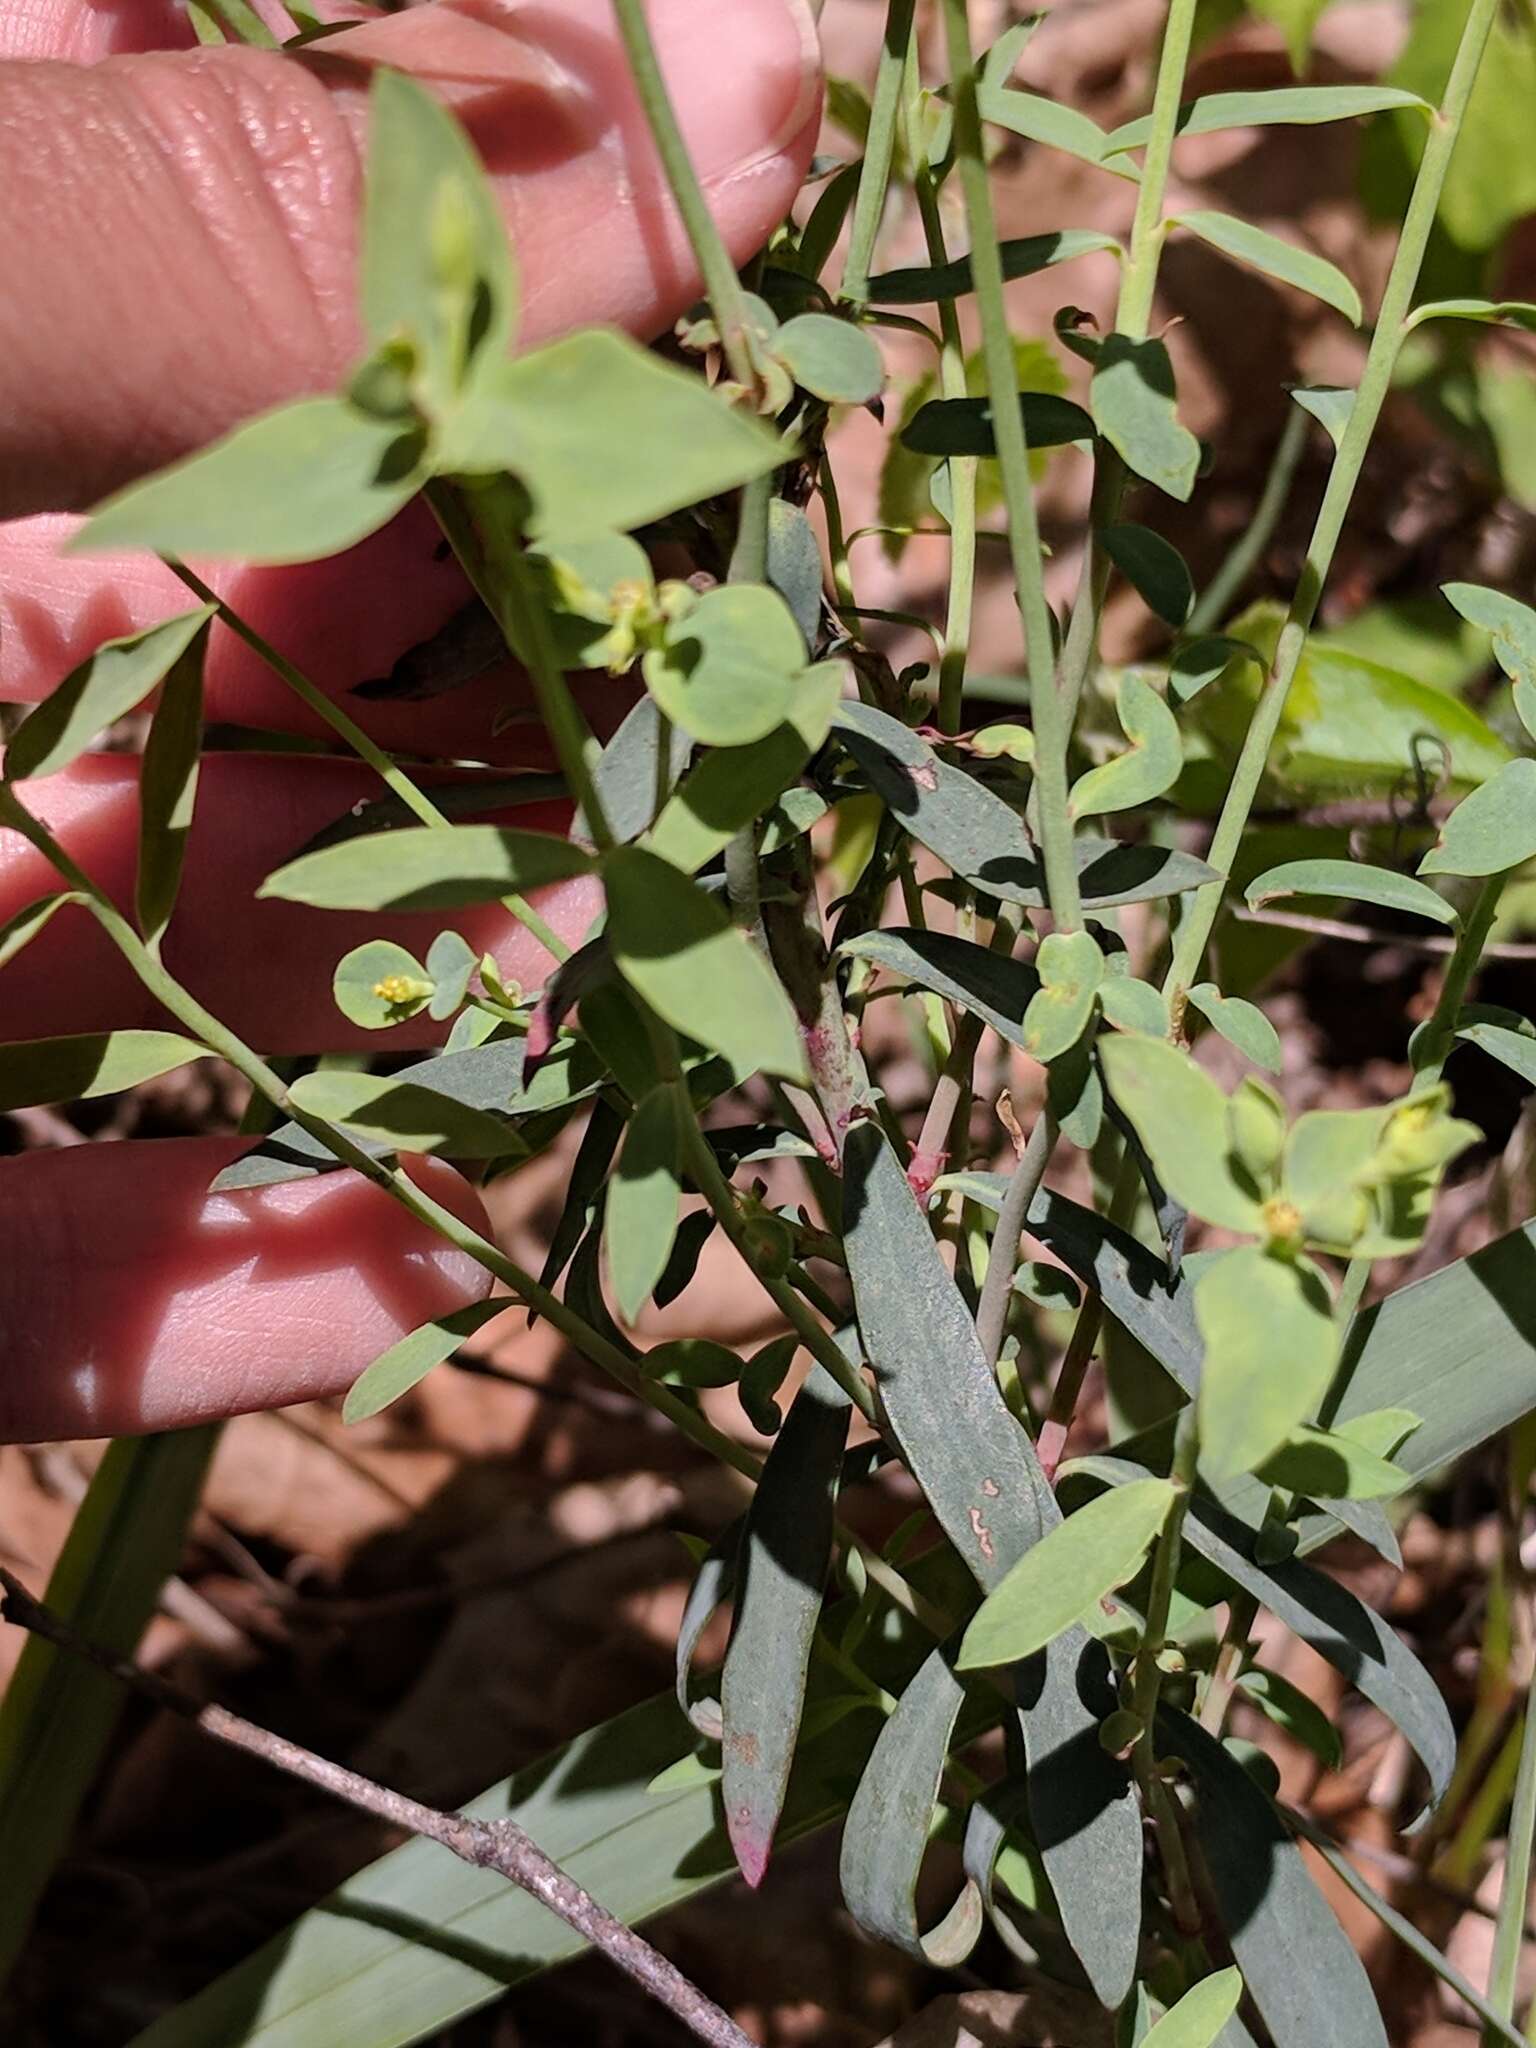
[0,0,823,1442]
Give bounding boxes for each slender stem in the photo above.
[1487,1528,1536,2041]
[939,0,1080,930]
[1185,406,1308,636]
[724,471,772,928]
[0,1569,756,2048]
[1131,1407,1199,1855]
[975,1110,1057,1366]
[608,0,762,397]
[1197,1591,1258,1735]
[1163,0,1501,1001]
[1037,1294,1101,1484]
[842,0,919,302]
[819,454,857,610]
[1115,0,1200,343]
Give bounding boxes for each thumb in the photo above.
[0,0,821,519]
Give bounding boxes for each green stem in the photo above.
[1115,0,1200,343]
[1164,0,1500,1001]
[939,0,1080,930]
[842,0,919,302]
[1185,406,1308,636]
[608,0,762,397]
[974,1110,1057,1366]
[1487,1588,1536,2038]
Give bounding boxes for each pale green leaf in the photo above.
[604,847,808,1083]
[286,1069,523,1159]
[1235,1666,1343,1770]
[976,84,1122,171]
[1106,84,1430,153]
[333,941,435,1030]
[642,585,805,747]
[775,313,883,403]
[1246,857,1457,924]
[1070,670,1183,818]
[1458,1015,1536,1087]
[0,1030,207,1111]
[1100,1036,1264,1232]
[1143,1968,1244,2048]
[436,329,782,536]
[343,1299,504,1423]
[1441,581,1536,691]
[260,824,596,911]
[1290,384,1355,448]
[1254,1423,1408,1500]
[1185,983,1282,1073]
[0,893,80,970]
[5,607,215,783]
[1195,1245,1338,1480]
[1173,211,1361,323]
[1169,635,1263,702]
[1099,524,1194,624]
[425,929,478,1021]
[136,619,208,947]
[1091,335,1200,500]
[1406,298,1536,335]
[1099,976,1169,1036]
[1023,928,1104,1061]
[73,400,425,565]
[606,1087,684,1323]
[1420,757,1536,876]
[957,1478,1175,1669]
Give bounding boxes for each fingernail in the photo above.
[647,0,822,182]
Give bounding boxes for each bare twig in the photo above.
[0,1568,754,2048]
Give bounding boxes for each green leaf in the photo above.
[645,1338,743,1389]
[1106,84,1430,152]
[285,1069,524,1159]
[766,499,825,649]
[1158,1712,1389,2048]
[1195,1246,1337,1481]
[74,399,425,565]
[775,313,883,403]
[1420,757,1536,876]
[722,1367,850,1886]
[1235,1667,1343,1771]
[605,1087,684,1323]
[333,941,436,1030]
[1023,928,1104,1061]
[1458,1015,1536,1087]
[1246,857,1457,924]
[260,824,596,911]
[1290,385,1355,448]
[1172,212,1361,323]
[343,1299,504,1423]
[436,329,782,537]
[839,927,1040,1051]
[676,1519,739,1739]
[589,693,694,844]
[1254,1423,1408,1501]
[1100,524,1195,625]
[604,848,808,1083]
[642,585,805,747]
[5,607,215,783]
[1441,581,1536,692]
[425,929,478,1022]
[866,229,1121,304]
[0,1432,217,1987]
[1407,297,1536,334]
[0,1030,207,1111]
[646,663,842,872]
[1142,1969,1244,2048]
[1100,976,1169,1036]
[977,84,1123,171]
[362,70,516,408]
[0,893,80,970]
[1091,335,1200,501]
[136,618,208,947]
[1070,671,1184,818]
[839,1644,984,1963]
[900,390,1094,456]
[1170,635,1263,702]
[1100,1036,1264,1233]
[957,1478,1175,1670]
[1185,984,1282,1073]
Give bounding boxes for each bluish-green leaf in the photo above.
[1185,984,1282,1073]
[957,1478,1175,1669]
[286,1069,524,1159]
[1100,1036,1264,1233]
[425,929,478,1022]
[775,313,883,403]
[1290,385,1355,448]
[1235,1665,1343,1770]
[866,229,1121,304]
[261,824,596,911]
[723,1367,850,1885]
[1100,524,1195,625]
[436,329,783,537]
[643,584,805,747]
[977,83,1123,170]
[1106,84,1430,153]
[605,1087,684,1323]
[1091,335,1200,501]
[1070,671,1184,817]
[6,607,215,783]
[74,400,425,565]
[1246,857,1456,924]
[604,847,808,1082]
[1420,757,1536,876]
[343,1299,504,1423]
[1100,975,1170,1036]
[1173,211,1361,323]
[839,926,1040,1050]
[333,941,435,1030]
[1441,581,1536,693]
[0,1030,207,1111]
[1195,1246,1337,1481]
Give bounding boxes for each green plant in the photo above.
[11,1,1536,2043]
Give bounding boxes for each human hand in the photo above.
[0,0,821,1441]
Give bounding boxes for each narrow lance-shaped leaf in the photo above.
[73,400,427,566]
[957,1478,1176,1669]
[976,84,1123,170]
[1420,757,1536,877]
[1458,1013,1536,1088]
[1105,83,1430,152]
[261,824,597,912]
[343,1299,505,1424]
[604,848,808,1083]
[604,1086,684,1324]
[0,1031,208,1112]
[839,927,1040,1050]
[0,894,81,972]
[900,390,1095,457]
[5,606,215,783]
[1091,335,1200,501]
[1157,1708,1390,2047]
[1172,211,1362,324]
[136,619,208,948]
[866,228,1121,304]
[285,1069,526,1159]
[1099,524,1195,625]
[1070,670,1184,818]
[838,1644,983,1964]
[675,1517,741,1741]
[1408,299,1536,334]
[722,1367,850,1886]
[1245,858,1456,925]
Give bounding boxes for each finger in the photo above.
[0,0,821,515]
[0,753,598,1051]
[0,506,622,767]
[0,1136,496,1441]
